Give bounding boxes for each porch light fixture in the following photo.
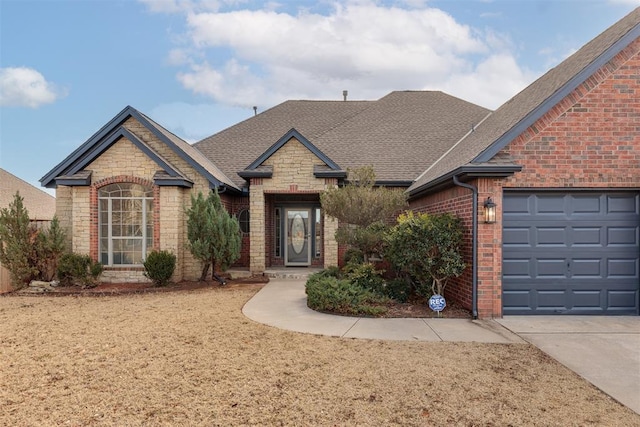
[483,197,496,224]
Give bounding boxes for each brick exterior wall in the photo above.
[410,37,640,318]
[229,196,250,268]
[409,184,476,313]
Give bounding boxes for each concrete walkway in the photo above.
[242,278,640,415]
[242,278,523,343]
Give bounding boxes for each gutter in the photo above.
[452,175,478,319]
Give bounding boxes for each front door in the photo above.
[285,208,311,266]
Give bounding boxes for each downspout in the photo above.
[452,175,478,319]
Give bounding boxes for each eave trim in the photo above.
[407,164,522,199]
[473,22,640,163]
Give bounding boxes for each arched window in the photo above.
[237,209,250,233]
[98,183,153,265]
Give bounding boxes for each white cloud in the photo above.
[433,53,538,109]
[138,0,242,14]
[143,0,536,110]
[0,67,65,108]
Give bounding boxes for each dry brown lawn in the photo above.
[1,285,638,426]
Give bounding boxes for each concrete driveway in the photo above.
[497,316,640,415]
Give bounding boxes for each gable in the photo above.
[407,8,640,197]
[239,129,345,181]
[501,40,640,187]
[85,137,165,184]
[40,106,239,192]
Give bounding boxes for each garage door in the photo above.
[503,192,639,315]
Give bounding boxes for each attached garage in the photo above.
[502,191,640,315]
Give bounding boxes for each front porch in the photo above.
[228,267,323,280]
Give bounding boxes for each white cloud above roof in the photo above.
[148,1,538,109]
[0,67,65,108]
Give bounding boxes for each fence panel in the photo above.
[0,263,13,293]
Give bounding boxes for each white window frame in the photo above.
[98,183,153,266]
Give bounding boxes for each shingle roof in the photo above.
[408,7,640,195]
[195,91,489,187]
[313,91,490,182]
[1,169,55,220]
[195,100,373,188]
[138,112,240,190]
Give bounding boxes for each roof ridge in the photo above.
[310,100,378,140]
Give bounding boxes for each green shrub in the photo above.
[308,266,342,283]
[57,253,103,288]
[342,247,364,265]
[305,275,388,316]
[384,211,466,296]
[384,278,412,303]
[0,193,66,289]
[343,262,385,295]
[143,250,176,287]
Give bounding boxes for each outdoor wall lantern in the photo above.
[483,197,497,224]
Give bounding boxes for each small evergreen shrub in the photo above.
[343,262,385,295]
[57,253,103,288]
[143,250,176,287]
[305,275,388,316]
[307,267,342,286]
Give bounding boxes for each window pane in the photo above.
[99,183,153,266]
[274,208,281,258]
[315,208,322,258]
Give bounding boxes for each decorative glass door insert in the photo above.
[285,208,311,265]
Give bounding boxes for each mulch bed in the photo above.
[49,275,270,296]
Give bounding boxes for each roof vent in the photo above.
[343,90,348,101]
[253,106,257,116]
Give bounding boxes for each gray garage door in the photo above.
[503,192,639,315]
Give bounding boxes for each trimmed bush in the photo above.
[57,253,103,288]
[384,211,466,296]
[143,250,176,287]
[306,275,388,316]
[343,262,385,295]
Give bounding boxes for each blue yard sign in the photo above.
[429,294,446,313]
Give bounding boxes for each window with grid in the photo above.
[98,183,153,265]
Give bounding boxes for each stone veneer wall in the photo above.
[55,186,73,253]
[60,117,215,283]
[249,137,339,273]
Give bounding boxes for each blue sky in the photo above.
[1,0,638,195]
